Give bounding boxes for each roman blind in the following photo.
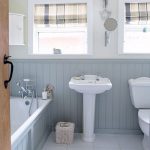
[125,2,150,24]
[34,3,87,27]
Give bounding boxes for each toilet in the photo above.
[128,77,150,150]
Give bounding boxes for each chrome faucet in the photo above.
[16,79,35,99]
[16,79,39,116]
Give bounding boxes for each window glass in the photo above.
[124,1,150,53]
[33,3,88,54]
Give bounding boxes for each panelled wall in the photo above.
[11,59,150,134]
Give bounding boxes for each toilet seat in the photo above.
[138,109,150,137]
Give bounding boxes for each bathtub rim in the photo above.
[11,97,52,147]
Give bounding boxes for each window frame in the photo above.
[28,0,93,55]
[118,0,150,54]
[118,0,126,54]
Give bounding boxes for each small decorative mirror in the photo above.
[100,0,118,46]
[104,18,118,31]
[104,18,118,46]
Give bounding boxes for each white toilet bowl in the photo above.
[138,110,150,150]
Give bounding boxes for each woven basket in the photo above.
[55,122,75,144]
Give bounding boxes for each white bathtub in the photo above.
[10,97,52,150]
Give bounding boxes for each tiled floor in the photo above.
[42,133,144,150]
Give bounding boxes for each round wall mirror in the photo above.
[104,18,118,31]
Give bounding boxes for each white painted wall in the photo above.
[9,0,150,59]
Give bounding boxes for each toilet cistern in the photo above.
[129,77,150,150]
[69,75,112,142]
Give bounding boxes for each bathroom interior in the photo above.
[0,0,150,150]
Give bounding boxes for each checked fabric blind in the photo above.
[125,2,150,24]
[34,3,87,27]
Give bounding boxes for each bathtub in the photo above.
[10,97,52,150]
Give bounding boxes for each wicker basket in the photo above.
[55,122,75,144]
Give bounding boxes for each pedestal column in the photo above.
[83,94,96,142]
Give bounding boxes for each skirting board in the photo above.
[94,129,142,135]
[52,126,142,135]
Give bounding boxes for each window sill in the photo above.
[119,52,150,55]
[26,53,94,59]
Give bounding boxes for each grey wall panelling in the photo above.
[11,59,150,134]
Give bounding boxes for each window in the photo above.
[28,0,93,55]
[118,0,150,54]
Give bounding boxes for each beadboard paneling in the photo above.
[12,102,52,150]
[11,59,150,134]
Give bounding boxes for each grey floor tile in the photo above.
[116,134,144,150]
[93,134,120,148]
[67,133,94,149]
[42,133,144,150]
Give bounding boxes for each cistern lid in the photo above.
[129,77,150,86]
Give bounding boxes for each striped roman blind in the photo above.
[125,2,150,24]
[34,3,87,27]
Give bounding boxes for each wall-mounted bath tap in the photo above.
[16,79,39,116]
[16,79,35,99]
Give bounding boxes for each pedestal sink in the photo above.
[69,75,112,142]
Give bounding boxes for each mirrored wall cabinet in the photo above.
[9,13,24,45]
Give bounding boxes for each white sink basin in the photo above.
[69,75,112,94]
[69,75,112,142]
